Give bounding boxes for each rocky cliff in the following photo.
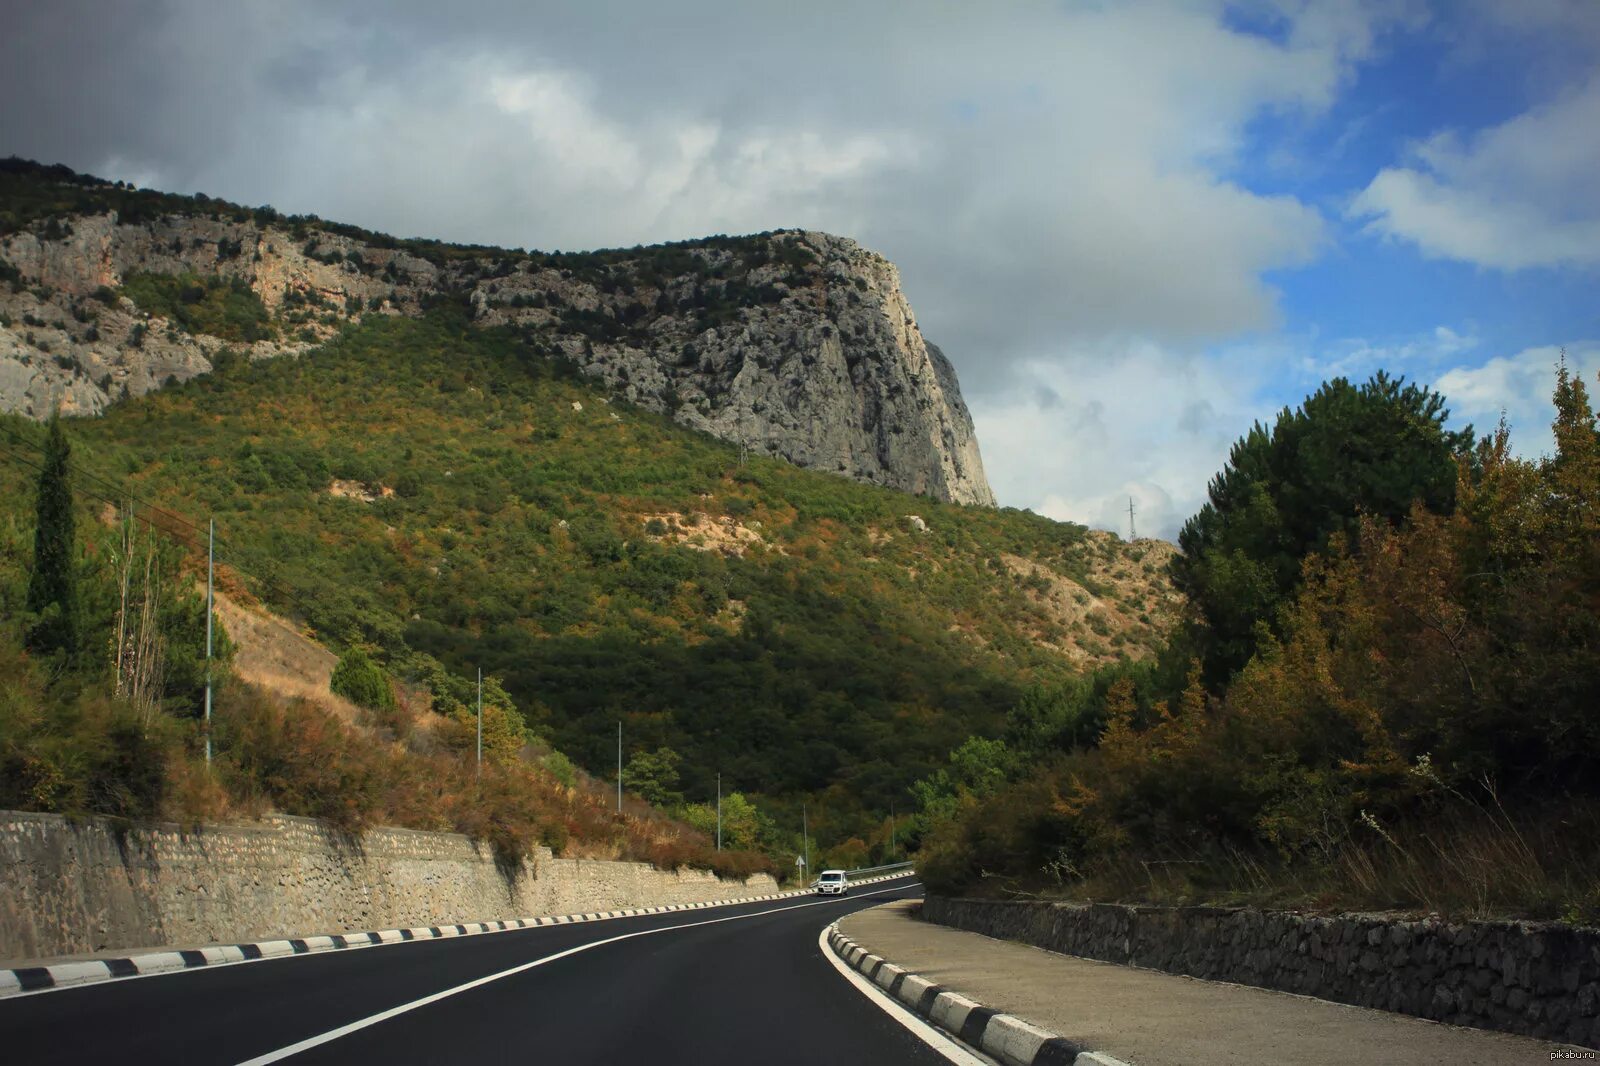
[0,160,995,506]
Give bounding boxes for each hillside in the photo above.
[0,159,1181,858]
[0,157,992,505]
[0,309,1177,842]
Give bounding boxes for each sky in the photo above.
[2,0,1596,540]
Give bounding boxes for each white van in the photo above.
[814,869,849,896]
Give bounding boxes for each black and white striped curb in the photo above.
[826,924,1130,1066]
[0,871,912,998]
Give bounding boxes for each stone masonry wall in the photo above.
[923,896,1600,1049]
[0,810,779,964]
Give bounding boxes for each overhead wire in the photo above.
[0,425,336,626]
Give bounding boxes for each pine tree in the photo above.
[1547,354,1600,545]
[26,415,80,657]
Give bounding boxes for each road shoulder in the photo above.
[836,900,1593,1066]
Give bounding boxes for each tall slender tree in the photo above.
[26,415,80,657]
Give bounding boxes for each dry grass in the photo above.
[996,536,1181,666]
[211,590,365,727]
[1042,800,1600,923]
[176,679,778,881]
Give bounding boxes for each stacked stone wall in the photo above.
[923,896,1599,1048]
[0,810,778,963]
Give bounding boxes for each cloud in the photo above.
[488,71,645,183]
[1299,324,1479,381]
[11,1,1541,540]
[970,342,1280,542]
[1434,342,1600,454]
[0,0,1402,380]
[1350,74,1600,269]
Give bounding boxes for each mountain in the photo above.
[0,159,1179,852]
[0,158,993,505]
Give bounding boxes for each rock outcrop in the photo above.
[474,231,995,505]
[0,163,995,505]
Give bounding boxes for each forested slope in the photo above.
[0,307,1176,862]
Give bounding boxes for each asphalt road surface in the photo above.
[0,878,947,1065]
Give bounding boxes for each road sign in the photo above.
[795,855,806,869]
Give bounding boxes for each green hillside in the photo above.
[0,306,1175,853]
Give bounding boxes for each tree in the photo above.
[1546,355,1600,546]
[623,746,683,807]
[330,646,393,711]
[446,698,527,767]
[678,792,772,850]
[1175,372,1472,685]
[26,415,80,657]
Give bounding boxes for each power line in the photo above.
[0,429,329,625]
[0,429,211,537]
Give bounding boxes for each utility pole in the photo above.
[475,668,483,778]
[889,801,896,860]
[1128,496,1137,541]
[802,804,810,879]
[204,518,214,768]
[716,773,722,851]
[616,720,623,813]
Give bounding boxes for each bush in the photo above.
[330,646,395,711]
[216,686,384,832]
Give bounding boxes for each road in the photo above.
[0,878,947,1065]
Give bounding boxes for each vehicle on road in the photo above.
[814,869,849,895]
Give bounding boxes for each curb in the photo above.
[1,872,911,999]
[826,923,1130,1066]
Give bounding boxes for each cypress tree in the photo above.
[26,415,80,656]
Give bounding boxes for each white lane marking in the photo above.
[817,923,992,1066]
[236,881,920,1065]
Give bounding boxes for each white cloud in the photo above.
[1434,342,1600,454]
[0,0,1412,366]
[971,343,1281,541]
[1350,76,1600,269]
[488,70,644,184]
[983,332,1597,542]
[1300,324,1479,381]
[0,0,1467,533]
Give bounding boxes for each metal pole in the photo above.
[716,773,722,852]
[476,668,483,778]
[616,721,622,813]
[890,801,896,860]
[204,518,213,767]
[802,804,809,879]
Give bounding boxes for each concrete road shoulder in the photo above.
[833,900,1594,1066]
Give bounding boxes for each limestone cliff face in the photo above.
[473,231,995,505]
[0,173,995,505]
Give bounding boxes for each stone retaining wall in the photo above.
[0,810,779,963]
[923,896,1599,1049]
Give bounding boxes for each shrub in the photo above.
[330,646,395,711]
[216,686,384,832]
